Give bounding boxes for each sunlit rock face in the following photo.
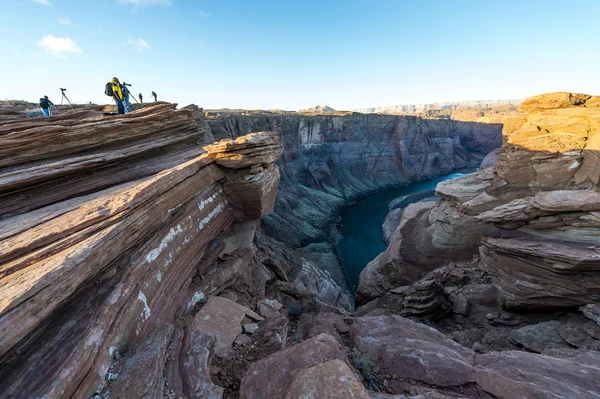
[0,106,282,399]
[357,92,600,308]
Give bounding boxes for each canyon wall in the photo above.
[0,106,282,398]
[2,97,599,399]
[358,92,600,308]
[206,111,504,305]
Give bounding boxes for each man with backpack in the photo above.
[105,77,125,114]
[139,93,143,103]
[151,91,157,102]
[39,95,54,117]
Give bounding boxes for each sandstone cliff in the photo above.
[206,110,503,308]
[0,106,282,398]
[358,92,600,310]
[1,97,599,399]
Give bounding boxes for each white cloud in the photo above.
[122,38,152,52]
[30,0,51,5]
[118,0,172,6]
[58,17,74,26]
[36,35,82,57]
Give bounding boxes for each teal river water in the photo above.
[337,172,467,291]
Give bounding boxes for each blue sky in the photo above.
[1,0,599,110]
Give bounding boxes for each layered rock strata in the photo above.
[206,111,503,307]
[357,92,600,309]
[0,107,282,398]
[206,111,502,248]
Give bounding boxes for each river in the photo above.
[337,172,468,291]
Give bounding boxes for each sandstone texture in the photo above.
[240,333,361,398]
[358,92,600,310]
[351,315,600,399]
[0,105,282,398]
[3,94,599,399]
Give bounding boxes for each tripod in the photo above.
[122,83,139,104]
[60,88,74,111]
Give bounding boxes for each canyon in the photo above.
[0,93,598,399]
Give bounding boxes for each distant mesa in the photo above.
[354,99,522,115]
[299,105,336,113]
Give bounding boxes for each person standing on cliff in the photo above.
[151,91,157,102]
[139,93,143,103]
[105,77,125,114]
[39,95,54,117]
[121,82,132,113]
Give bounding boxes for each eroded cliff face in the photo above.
[0,106,282,398]
[2,98,599,399]
[358,92,600,309]
[207,111,502,245]
[206,111,503,307]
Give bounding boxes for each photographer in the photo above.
[39,96,54,117]
[122,82,132,113]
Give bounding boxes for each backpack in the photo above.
[39,98,49,108]
[104,82,114,97]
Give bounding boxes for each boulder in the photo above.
[239,333,354,399]
[351,316,476,389]
[509,321,570,353]
[258,298,283,318]
[284,359,370,399]
[193,296,251,357]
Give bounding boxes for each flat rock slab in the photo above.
[533,190,600,212]
[351,316,476,388]
[240,333,353,399]
[475,350,600,399]
[193,296,250,357]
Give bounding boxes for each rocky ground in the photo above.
[0,93,598,399]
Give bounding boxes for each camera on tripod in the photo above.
[59,87,73,110]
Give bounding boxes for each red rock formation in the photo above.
[357,92,600,309]
[0,106,281,398]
